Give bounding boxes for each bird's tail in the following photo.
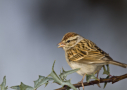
[108,60,127,68]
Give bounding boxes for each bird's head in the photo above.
[58,32,84,51]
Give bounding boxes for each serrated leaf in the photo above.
[103,75,110,89]
[86,74,98,83]
[59,68,80,80]
[44,82,49,87]
[61,79,77,90]
[0,76,8,90]
[106,64,110,74]
[48,60,61,85]
[20,82,34,90]
[48,60,77,90]
[10,85,20,90]
[103,65,110,75]
[34,75,53,89]
[11,82,34,90]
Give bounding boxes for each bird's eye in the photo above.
[67,40,70,43]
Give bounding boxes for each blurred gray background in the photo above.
[0,0,127,90]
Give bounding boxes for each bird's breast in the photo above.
[65,52,102,75]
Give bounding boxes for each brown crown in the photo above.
[62,32,78,41]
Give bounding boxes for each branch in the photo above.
[55,73,127,90]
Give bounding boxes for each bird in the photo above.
[58,32,127,90]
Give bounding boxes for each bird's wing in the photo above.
[67,39,112,64]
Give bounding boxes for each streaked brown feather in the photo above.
[67,39,112,63]
[62,32,78,41]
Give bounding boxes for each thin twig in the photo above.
[55,73,127,90]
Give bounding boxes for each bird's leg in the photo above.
[81,74,86,90]
[78,74,86,90]
[97,70,99,78]
[96,70,101,88]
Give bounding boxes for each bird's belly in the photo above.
[65,53,102,76]
[69,62,102,76]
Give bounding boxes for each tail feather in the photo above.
[108,60,127,68]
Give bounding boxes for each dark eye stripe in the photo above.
[66,38,77,43]
[67,40,70,43]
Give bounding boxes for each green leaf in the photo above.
[103,65,110,75]
[59,68,80,80]
[11,82,34,90]
[103,75,110,89]
[20,82,34,90]
[48,60,62,85]
[44,82,49,87]
[10,85,20,90]
[34,75,53,89]
[11,60,80,90]
[0,76,8,90]
[48,60,78,90]
[86,74,98,83]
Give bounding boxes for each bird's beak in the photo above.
[58,42,66,48]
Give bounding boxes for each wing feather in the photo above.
[67,39,112,64]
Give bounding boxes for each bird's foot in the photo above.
[108,74,114,78]
[97,79,101,88]
[78,80,84,90]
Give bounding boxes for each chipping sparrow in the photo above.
[58,32,127,89]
